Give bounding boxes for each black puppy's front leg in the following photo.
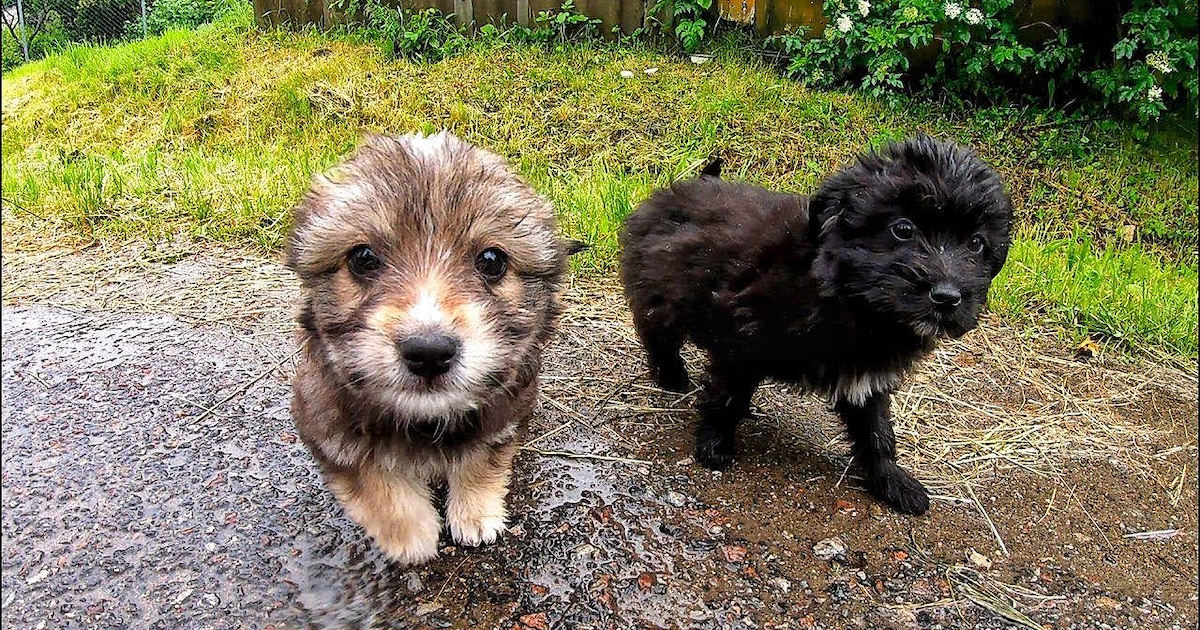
[694,365,760,470]
[834,392,929,515]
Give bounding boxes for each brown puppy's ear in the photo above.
[564,239,590,255]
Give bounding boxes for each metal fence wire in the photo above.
[4,0,150,63]
[2,0,246,69]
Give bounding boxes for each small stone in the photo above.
[813,537,848,561]
[26,569,49,585]
[415,601,442,615]
[619,70,635,78]
[173,588,194,607]
[722,544,747,563]
[676,457,694,466]
[665,491,688,507]
[404,572,423,592]
[967,549,992,570]
[518,612,548,630]
[770,577,791,593]
[204,542,217,553]
[637,572,656,590]
[572,543,598,560]
[644,67,659,75]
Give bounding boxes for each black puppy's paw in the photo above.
[694,432,736,470]
[652,366,690,393]
[870,462,930,515]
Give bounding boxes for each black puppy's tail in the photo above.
[700,157,723,178]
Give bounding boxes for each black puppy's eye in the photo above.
[347,245,382,277]
[475,248,508,281]
[968,234,987,255]
[890,219,916,241]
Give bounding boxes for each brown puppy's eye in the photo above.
[968,234,986,255]
[475,248,508,281]
[347,245,382,277]
[890,219,915,241]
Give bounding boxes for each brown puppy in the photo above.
[287,131,580,564]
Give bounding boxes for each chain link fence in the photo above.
[3,0,244,71]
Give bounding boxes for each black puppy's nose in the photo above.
[399,334,460,378]
[929,283,963,309]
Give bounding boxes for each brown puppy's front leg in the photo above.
[446,439,518,546]
[327,457,441,565]
[834,392,930,515]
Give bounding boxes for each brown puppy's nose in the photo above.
[399,334,459,378]
[929,283,962,310]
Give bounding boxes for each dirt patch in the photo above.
[1,246,1196,629]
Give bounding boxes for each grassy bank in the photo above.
[2,8,1196,357]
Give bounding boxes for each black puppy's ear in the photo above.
[564,239,590,255]
[806,187,842,240]
[700,157,723,178]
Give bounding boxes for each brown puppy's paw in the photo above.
[372,513,442,565]
[447,509,507,547]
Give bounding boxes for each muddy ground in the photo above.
[1,247,1197,629]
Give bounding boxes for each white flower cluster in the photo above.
[858,0,871,17]
[836,13,853,33]
[965,7,983,24]
[1147,85,1163,101]
[1147,51,1175,74]
[944,2,962,19]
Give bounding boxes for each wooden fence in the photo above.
[252,0,1109,44]
[252,0,648,34]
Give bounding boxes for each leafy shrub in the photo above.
[2,0,75,68]
[333,2,468,61]
[1085,1,1198,124]
[768,0,1198,124]
[2,29,21,71]
[72,0,139,41]
[336,1,603,59]
[525,0,602,44]
[135,0,241,36]
[650,0,714,52]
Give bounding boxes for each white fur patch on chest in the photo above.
[832,370,902,406]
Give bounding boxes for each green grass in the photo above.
[2,7,1197,357]
[991,233,1198,358]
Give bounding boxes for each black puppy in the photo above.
[619,135,1012,514]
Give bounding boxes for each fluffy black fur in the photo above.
[619,135,1013,515]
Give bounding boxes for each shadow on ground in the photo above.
[1,248,1196,629]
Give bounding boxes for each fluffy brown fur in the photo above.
[620,135,1013,515]
[287,131,580,564]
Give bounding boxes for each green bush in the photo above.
[2,6,73,71]
[2,29,21,71]
[335,1,603,59]
[72,0,139,41]
[651,0,714,52]
[134,0,240,36]
[768,0,1198,125]
[1085,1,1198,124]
